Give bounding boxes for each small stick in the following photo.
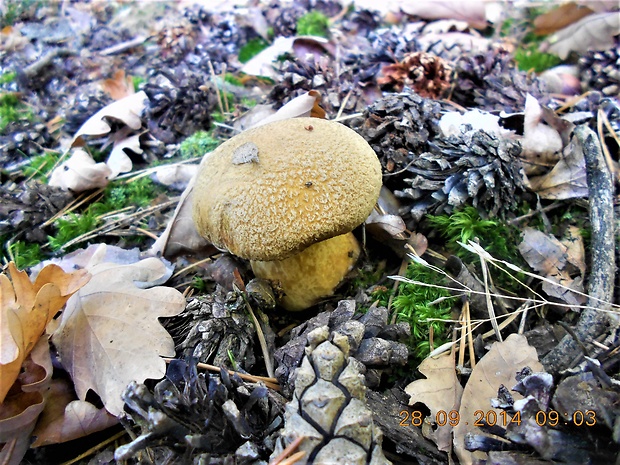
[269,436,306,465]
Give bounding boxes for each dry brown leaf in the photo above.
[561,226,586,277]
[528,133,588,199]
[518,228,586,305]
[51,257,186,415]
[31,377,118,447]
[453,334,543,465]
[108,134,142,178]
[0,263,90,403]
[541,11,620,59]
[533,3,595,36]
[405,352,463,452]
[400,1,487,29]
[150,163,198,190]
[101,70,135,100]
[0,337,52,465]
[48,149,112,192]
[71,90,148,146]
[521,94,565,168]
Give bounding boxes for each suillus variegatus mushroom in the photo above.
[192,117,382,310]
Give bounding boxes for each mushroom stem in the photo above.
[250,232,361,311]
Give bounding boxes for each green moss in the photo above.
[391,263,456,361]
[179,131,221,159]
[427,207,520,262]
[0,93,33,132]
[0,71,16,85]
[21,152,61,180]
[296,11,330,37]
[238,37,270,63]
[105,177,157,210]
[0,0,44,27]
[515,45,561,72]
[9,241,42,269]
[132,75,146,92]
[48,211,100,252]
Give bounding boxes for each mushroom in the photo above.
[192,117,382,311]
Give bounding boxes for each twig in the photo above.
[269,436,306,465]
[23,47,77,78]
[99,36,148,56]
[239,290,276,379]
[208,60,225,116]
[542,125,616,373]
[60,430,126,465]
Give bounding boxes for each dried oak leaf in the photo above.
[400,1,487,29]
[518,228,586,306]
[405,352,463,452]
[48,149,112,192]
[0,338,52,465]
[101,70,135,101]
[453,334,543,465]
[0,262,90,403]
[71,91,148,146]
[533,3,595,36]
[541,12,620,60]
[52,257,186,416]
[31,377,118,447]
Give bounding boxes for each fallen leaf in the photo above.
[400,1,487,29]
[439,109,513,138]
[71,91,148,146]
[521,94,565,169]
[150,163,199,191]
[0,337,52,465]
[453,334,543,465]
[561,226,586,277]
[528,132,588,199]
[107,134,142,178]
[48,149,112,192]
[101,69,135,100]
[0,262,90,402]
[518,228,586,306]
[52,257,186,416]
[541,11,620,59]
[533,3,594,36]
[31,377,118,447]
[405,352,463,452]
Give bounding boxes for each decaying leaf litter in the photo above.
[0,0,619,463]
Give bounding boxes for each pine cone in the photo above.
[396,128,525,220]
[378,51,453,98]
[358,91,444,175]
[579,44,620,97]
[275,300,410,396]
[452,47,548,112]
[143,64,218,144]
[272,304,397,464]
[165,290,267,372]
[116,358,287,464]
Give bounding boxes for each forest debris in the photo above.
[453,334,543,465]
[540,12,620,59]
[378,52,453,98]
[518,228,586,306]
[100,70,135,100]
[542,125,616,373]
[0,262,90,402]
[51,254,185,415]
[533,2,595,36]
[150,163,198,190]
[30,377,118,447]
[405,352,463,452]
[107,133,141,178]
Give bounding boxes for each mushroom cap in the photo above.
[192,117,382,261]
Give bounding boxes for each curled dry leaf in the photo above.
[71,90,148,146]
[405,352,463,452]
[528,132,588,199]
[533,3,595,36]
[0,338,52,465]
[541,12,620,59]
[31,377,118,447]
[400,1,487,29]
[0,262,90,403]
[107,134,142,178]
[518,228,586,306]
[453,334,543,465]
[150,163,198,190]
[51,257,186,416]
[48,149,112,192]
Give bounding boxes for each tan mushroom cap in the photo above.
[192,117,382,261]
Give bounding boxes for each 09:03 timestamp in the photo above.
[399,409,597,427]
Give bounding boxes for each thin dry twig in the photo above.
[269,436,306,465]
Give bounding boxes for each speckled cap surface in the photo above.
[192,117,382,261]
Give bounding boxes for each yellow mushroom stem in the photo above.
[250,232,361,311]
